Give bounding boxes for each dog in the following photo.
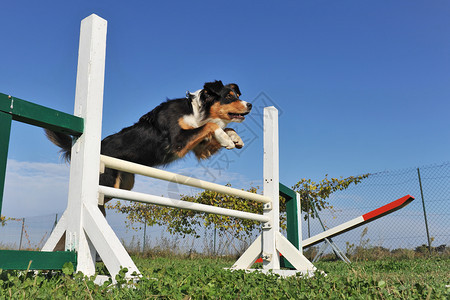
[46,80,252,214]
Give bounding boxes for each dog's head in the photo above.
[201,80,252,123]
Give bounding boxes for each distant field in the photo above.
[1,256,449,299]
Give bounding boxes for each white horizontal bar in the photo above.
[100,155,271,204]
[99,186,270,223]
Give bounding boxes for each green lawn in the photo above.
[1,256,449,299]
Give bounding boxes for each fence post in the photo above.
[307,203,311,238]
[417,168,432,255]
[143,221,147,253]
[19,218,25,250]
[213,227,217,255]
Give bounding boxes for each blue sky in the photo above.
[1,0,450,217]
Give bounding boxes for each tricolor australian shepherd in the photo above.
[46,80,252,214]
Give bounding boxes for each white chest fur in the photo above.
[182,90,204,128]
[183,90,230,129]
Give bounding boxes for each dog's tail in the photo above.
[44,129,73,162]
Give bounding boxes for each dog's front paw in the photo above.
[224,128,244,149]
[214,129,235,149]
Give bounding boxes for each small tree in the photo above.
[108,173,370,240]
[108,185,282,241]
[293,174,370,219]
[1,215,7,227]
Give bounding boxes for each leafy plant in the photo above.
[293,174,370,219]
[108,185,287,240]
[62,262,74,276]
[0,257,448,298]
[109,174,370,242]
[0,215,7,227]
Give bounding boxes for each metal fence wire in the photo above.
[304,162,450,255]
[1,162,449,256]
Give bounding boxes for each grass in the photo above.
[1,255,449,299]
[315,258,449,299]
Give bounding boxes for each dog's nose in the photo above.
[247,103,252,110]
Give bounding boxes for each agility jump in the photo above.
[28,14,316,283]
[0,14,414,282]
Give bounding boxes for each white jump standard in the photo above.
[43,14,316,282]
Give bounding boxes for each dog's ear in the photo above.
[203,80,224,96]
[226,83,241,97]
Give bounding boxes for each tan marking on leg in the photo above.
[176,123,220,157]
[113,175,121,189]
[113,172,135,190]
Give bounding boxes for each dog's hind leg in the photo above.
[99,169,135,216]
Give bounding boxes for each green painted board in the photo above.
[279,183,297,201]
[0,250,77,270]
[0,93,83,136]
[279,183,299,249]
[279,183,299,269]
[0,112,12,216]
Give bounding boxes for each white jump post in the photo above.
[230,108,316,276]
[43,14,140,282]
[263,106,281,270]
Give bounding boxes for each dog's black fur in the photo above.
[46,80,251,213]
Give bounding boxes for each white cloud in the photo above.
[2,159,435,250]
[2,159,260,218]
[2,160,70,217]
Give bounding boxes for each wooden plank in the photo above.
[302,195,415,247]
[41,211,68,251]
[231,235,262,269]
[275,232,316,273]
[362,195,414,221]
[99,185,270,222]
[83,203,140,279]
[262,106,280,269]
[101,155,271,204]
[279,183,296,200]
[65,14,107,277]
[280,183,300,249]
[0,112,12,216]
[279,183,298,269]
[0,93,83,136]
[0,250,77,270]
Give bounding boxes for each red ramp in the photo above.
[302,195,414,247]
[255,195,414,263]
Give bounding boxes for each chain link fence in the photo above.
[1,162,449,258]
[304,162,450,257]
[0,213,58,250]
